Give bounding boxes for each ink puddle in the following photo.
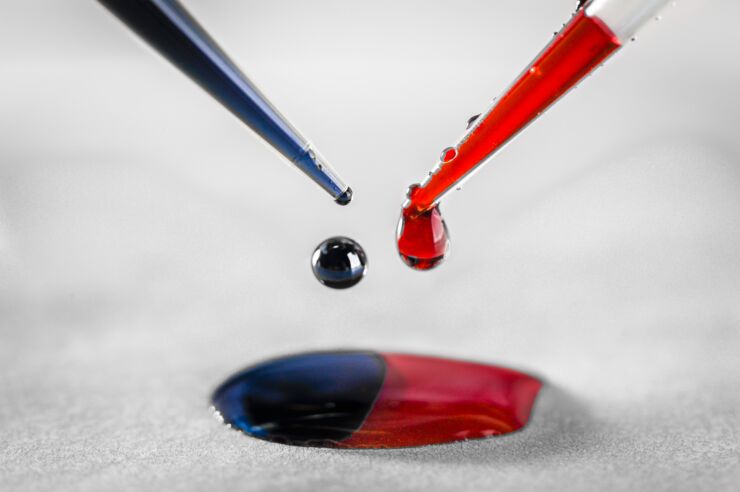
[211,351,541,448]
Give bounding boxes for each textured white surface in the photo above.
[1,1,739,491]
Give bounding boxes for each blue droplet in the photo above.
[311,237,368,289]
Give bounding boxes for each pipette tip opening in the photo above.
[335,187,353,206]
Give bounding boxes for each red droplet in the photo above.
[339,353,542,448]
[396,203,450,271]
[440,147,457,163]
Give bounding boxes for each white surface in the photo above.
[1,1,739,491]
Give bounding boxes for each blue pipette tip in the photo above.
[335,187,353,206]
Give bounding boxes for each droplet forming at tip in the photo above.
[335,187,353,206]
[396,199,450,271]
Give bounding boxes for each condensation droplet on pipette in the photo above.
[440,147,457,163]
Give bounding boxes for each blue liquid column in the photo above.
[98,0,350,202]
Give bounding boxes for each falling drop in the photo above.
[211,351,542,448]
[311,236,367,289]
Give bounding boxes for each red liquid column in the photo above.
[407,10,622,214]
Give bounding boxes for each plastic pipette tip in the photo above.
[335,187,353,206]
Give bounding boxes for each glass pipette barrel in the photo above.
[404,0,672,215]
[98,0,352,205]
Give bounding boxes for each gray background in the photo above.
[1,1,739,490]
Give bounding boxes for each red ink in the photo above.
[339,353,542,448]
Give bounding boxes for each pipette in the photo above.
[397,0,673,269]
[98,0,352,205]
